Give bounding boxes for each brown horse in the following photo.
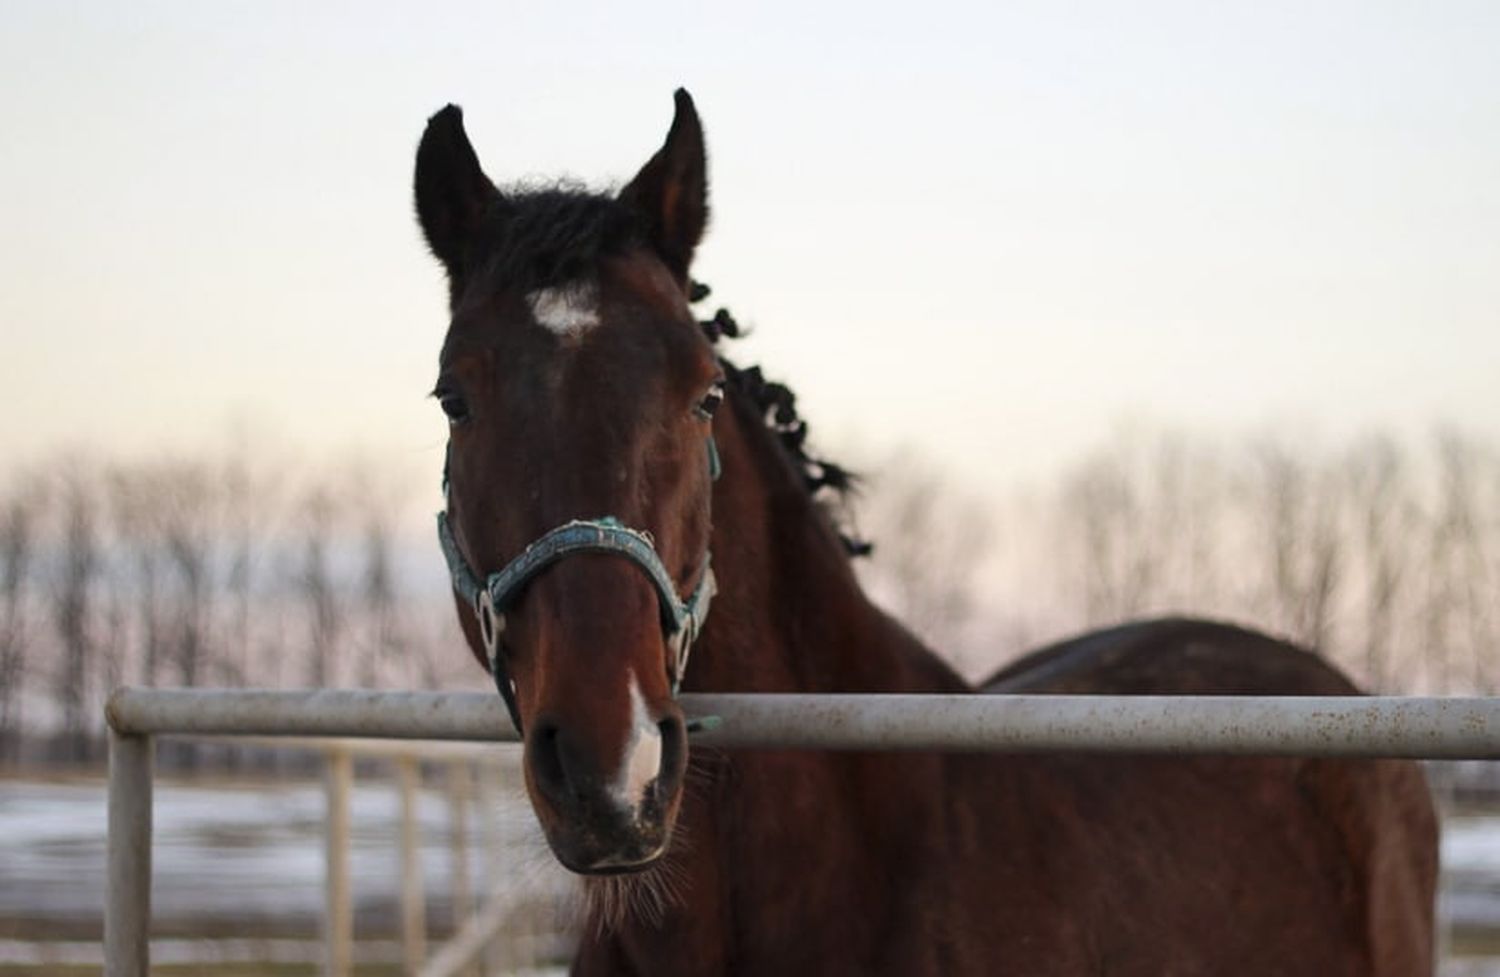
[414,90,1437,975]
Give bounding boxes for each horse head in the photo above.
[415,90,719,874]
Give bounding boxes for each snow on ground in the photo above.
[1449,817,1500,873]
[0,774,574,927]
[2,775,1499,970]
[1443,815,1500,937]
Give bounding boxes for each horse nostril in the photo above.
[656,713,687,798]
[529,718,582,805]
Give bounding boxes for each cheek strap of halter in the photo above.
[437,439,720,737]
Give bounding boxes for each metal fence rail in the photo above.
[103,687,1500,976]
[107,687,1500,756]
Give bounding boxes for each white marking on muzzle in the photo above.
[611,672,662,813]
[526,281,601,336]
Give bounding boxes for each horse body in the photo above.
[412,90,1436,975]
[571,372,1437,976]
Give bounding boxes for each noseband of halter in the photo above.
[436,441,720,737]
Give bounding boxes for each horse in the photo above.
[413,89,1437,975]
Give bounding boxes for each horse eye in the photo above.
[438,392,470,425]
[695,380,725,421]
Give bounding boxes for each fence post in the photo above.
[446,760,477,977]
[324,746,354,977]
[473,760,505,973]
[397,755,428,975]
[105,730,153,977]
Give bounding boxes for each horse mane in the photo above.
[694,284,872,558]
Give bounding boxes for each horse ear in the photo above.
[414,104,503,284]
[620,89,709,283]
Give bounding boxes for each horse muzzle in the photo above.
[524,709,688,875]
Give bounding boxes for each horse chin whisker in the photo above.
[579,822,693,935]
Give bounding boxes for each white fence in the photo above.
[224,737,567,977]
[103,687,1500,976]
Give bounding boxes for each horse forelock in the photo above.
[472,184,645,298]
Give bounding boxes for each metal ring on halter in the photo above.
[476,588,504,663]
[476,586,525,734]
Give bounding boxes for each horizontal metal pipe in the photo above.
[105,687,1500,758]
[686,693,1500,758]
[107,688,519,742]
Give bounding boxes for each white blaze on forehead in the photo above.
[526,281,601,336]
[611,671,662,812]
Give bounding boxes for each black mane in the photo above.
[694,286,870,558]
[475,185,645,293]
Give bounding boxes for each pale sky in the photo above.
[3,1,1498,494]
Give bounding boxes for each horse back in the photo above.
[982,617,1360,695]
[976,617,1439,976]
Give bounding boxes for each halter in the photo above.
[437,439,720,736]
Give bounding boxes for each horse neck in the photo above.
[577,385,969,969]
[688,386,967,695]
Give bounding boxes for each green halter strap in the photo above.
[437,439,720,735]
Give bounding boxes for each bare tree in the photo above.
[217,440,283,687]
[1300,500,1344,655]
[110,470,165,687]
[1344,437,1412,689]
[52,475,101,760]
[0,488,41,756]
[1060,449,1154,625]
[355,514,407,687]
[214,454,253,688]
[1423,432,1498,694]
[160,469,218,688]
[96,586,128,707]
[855,452,996,671]
[1248,442,1344,654]
[299,488,344,687]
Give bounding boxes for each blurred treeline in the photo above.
[860,428,1500,694]
[3,428,1499,764]
[0,446,474,763]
